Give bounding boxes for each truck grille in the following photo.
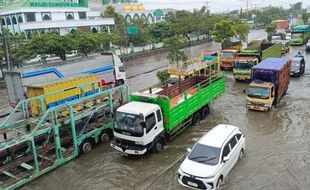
[182,175,206,189]
[249,102,265,107]
[115,138,136,145]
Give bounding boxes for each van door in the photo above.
[226,136,239,172]
[220,143,231,177]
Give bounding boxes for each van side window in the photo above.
[222,144,230,159]
[156,110,162,122]
[229,136,238,150]
[145,113,156,133]
[236,133,242,141]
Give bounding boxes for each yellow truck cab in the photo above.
[246,81,274,111]
[246,58,291,111]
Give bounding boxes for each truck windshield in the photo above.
[248,87,270,99]
[221,52,235,59]
[188,144,221,166]
[115,112,143,137]
[235,61,253,69]
[292,33,303,38]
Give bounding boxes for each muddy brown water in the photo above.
[2,30,310,190]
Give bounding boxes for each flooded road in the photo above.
[2,30,310,190]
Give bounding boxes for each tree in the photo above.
[68,31,98,57]
[29,32,75,61]
[156,70,170,84]
[213,20,235,43]
[163,36,187,64]
[234,23,250,41]
[103,5,127,53]
[165,10,197,43]
[265,22,276,41]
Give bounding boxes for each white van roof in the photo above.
[199,124,239,148]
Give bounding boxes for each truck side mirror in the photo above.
[223,155,230,163]
[243,89,246,94]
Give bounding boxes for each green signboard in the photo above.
[29,0,87,7]
[153,9,163,16]
[127,26,139,35]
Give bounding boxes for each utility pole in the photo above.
[204,0,210,15]
[0,15,11,70]
[239,0,254,20]
[289,3,294,27]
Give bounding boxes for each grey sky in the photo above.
[140,0,310,13]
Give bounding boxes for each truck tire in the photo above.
[99,132,111,143]
[201,105,210,119]
[79,139,93,154]
[153,139,164,153]
[192,112,201,126]
[99,129,112,143]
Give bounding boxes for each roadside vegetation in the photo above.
[0,2,308,70]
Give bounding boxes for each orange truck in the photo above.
[220,49,238,70]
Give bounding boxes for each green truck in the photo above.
[233,42,282,81]
[291,25,310,45]
[0,82,129,190]
[110,72,225,155]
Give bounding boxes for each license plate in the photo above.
[187,181,198,187]
[253,106,260,110]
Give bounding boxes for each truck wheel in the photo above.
[153,139,164,153]
[192,112,201,126]
[79,139,93,154]
[99,132,111,143]
[201,105,210,119]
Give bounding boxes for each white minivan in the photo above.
[178,124,246,190]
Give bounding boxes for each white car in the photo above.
[178,124,246,190]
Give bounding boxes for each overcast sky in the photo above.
[140,0,310,13]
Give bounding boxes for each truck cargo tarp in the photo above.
[253,58,289,71]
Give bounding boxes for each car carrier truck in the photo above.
[110,61,225,155]
[0,77,129,190]
[246,58,291,111]
[233,42,282,81]
[4,53,126,105]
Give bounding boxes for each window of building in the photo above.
[78,12,86,19]
[25,13,36,22]
[6,17,11,25]
[1,18,5,26]
[91,27,98,33]
[66,12,74,20]
[18,15,23,23]
[12,16,17,25]
[42,12,51,21]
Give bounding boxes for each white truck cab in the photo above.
[111,101,165,155]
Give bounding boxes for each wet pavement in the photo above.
[2,30,310,190]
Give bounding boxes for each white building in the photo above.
[89,0,169,24]
[0,0,114,35]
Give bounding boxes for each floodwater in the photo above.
[2,30,310,190]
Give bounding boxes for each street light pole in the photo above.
[0,14,11,70]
